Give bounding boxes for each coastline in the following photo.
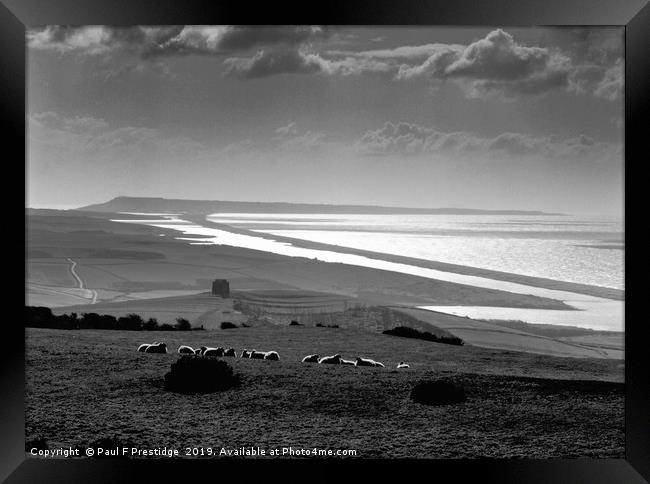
[187,214,624,302]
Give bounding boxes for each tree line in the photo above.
[25,306,201,331]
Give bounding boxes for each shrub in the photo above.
[117,313,144,331]
[328,324,339,328]
[24,306,201,332]
[175,317,191,331]
[410,379,467,406]
[383,326,464,346]
[143,317,159,331]
[164,355,240,394]
[315,323,324,327]
[80,312,118,330]
[220,321,238,329]
[289,320,303,326]
[25,306,54,327]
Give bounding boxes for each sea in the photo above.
[113,212,624,331]
[206,213,624,290]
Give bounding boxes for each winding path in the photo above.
[67,258,98,304]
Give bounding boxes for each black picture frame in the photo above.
[3,0,647,482]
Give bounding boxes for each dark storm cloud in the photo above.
[357,121,619,160]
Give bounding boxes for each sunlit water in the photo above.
[112,214,624,331]
[207,213,624,290]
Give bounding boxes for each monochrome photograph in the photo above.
[25,25,624,459]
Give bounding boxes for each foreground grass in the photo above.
[25,327,623,458]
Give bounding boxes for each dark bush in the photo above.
[25,306,54,327]
[25,306,200,332]
[80,312,118,330]
[220,321,238,329]
[410,379,467,406]
[328,324,339,328]
[117,313,144,331]
[164,355,240,394]
[25,436,48,452]
[289,320,303,326]
[383,326,464,346]
[175,317,191,331]
[143,317,159,331]
[315,323,324,327]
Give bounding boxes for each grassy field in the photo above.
[25,327,623,459]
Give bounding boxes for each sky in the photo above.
[27,26,624,215]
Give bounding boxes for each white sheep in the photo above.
[355,356,377,367]
[249,350,266,359]
[340,358,356,366]
[397,362,410,369]
[144,342,167,354]
[240,349,251,358]
[318,354,342,364]
[178,345,195,354]
[301,354,319,363]
[223,348,237,357]
[137,343,151,352]
[202,347,225,357]
[264,351,280,361]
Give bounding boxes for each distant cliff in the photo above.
[78,196,564,216]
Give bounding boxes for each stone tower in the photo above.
[212,279,230,298]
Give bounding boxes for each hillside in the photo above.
[25,327,623,458]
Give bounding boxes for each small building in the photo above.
[212,279,230,298]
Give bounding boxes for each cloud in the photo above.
[336,29,622,101]
[224,49,323,79]
[357,121,620,160]
[28,111,204,158]
[275,122,300,137]
[568,58,623,101]
[272,122,328,152]
[224,48,394,79]
[396,29,575,100]
[28,26,623,100]
[27,25,330,58]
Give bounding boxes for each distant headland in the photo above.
[78,196,566,216]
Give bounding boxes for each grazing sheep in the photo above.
[340,358,356,366]
[301,354,319,363]
[195,346,206,355]
[137,343,151,352]
[203,347,225,357]
[249,350,266,359]
[318,354,342,365]
[223,348,237,357]
[240,349,251,358]
[145,342,167,354]
[178,345,195,354]
[264,351,280,361]
[397,362,410,369]
[373,361,385,367]
[355,356,376,367]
